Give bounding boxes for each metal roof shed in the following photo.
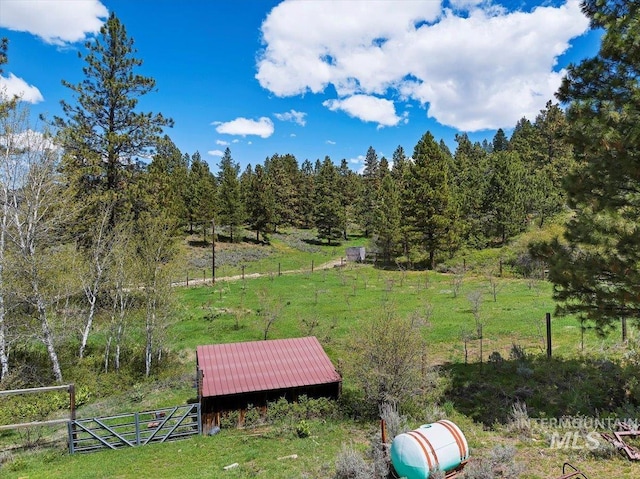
[196,336,341,431]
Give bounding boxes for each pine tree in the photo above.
[188,152,216,241]
[391,145,414,258]
[217,148,244,242]
[492,128,509,152]
[408,132,458,269]
[530,101,574,226]
[359,146,380,236]
[453,133,489,248]
[534,0,640,337]
[375,173,402,263]
[147,135,189,227]
[484,151,527,244]
[54,13,172,238]
[314,157,344,245]
[298,160,315,228]
[338,159,360,239]
[265,153,299,230]
[246,165,275,242]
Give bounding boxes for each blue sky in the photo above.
[0,0,601,172]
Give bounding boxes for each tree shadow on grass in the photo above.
[442,356,637,427]
[302,237,343,247]
[188,239,210,248]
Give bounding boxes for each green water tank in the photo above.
[390,420,469,479]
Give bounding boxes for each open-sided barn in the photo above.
[196,336,341,431]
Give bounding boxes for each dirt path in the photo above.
[172,258,346,288]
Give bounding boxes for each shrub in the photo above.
[334,444,372,479]
[508,343,527,362]
[462,459,494,479]
[219,410,240,429]
[243,404,263,428]
[424,403,448,424]
[368,432,389,479]
[463,445,523,479]
[516,364,534,378]
[379,402,409,441]
[488,352,504,367]
[429,468,446,479]
[296,419,310,438]
[507,401,531,437]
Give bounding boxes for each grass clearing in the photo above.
[2,228,639,478]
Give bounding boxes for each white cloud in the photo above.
[232,139,240,144]
[256,0,589,131]
[213,117,274,138]
[0,0,108,45]
[348,155,366,174]
[0,74,44,103]
[323,95,400,127]
[215,139,230,146]
[0,129,57,152]
[290,133,296,137]
[326,140,336,145]
[274,109,307,126]
[207,150,224,157]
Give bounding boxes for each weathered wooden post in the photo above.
[68,384,77,452]
[546,312,552,359]
[479,324,483,367]
[311,260,314,273]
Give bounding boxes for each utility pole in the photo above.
[211,218,216,284]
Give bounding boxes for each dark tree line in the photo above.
[159,100,571,270]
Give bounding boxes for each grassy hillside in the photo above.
[1,227,639,478]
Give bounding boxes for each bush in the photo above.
[379,402,409,441]
[507,401,531,437]
[243,404,263,428]
[462,459,494,479]
[424,403,448,424]
[429,468,446,479]
[463,445,523,479]
[296,419,310,438]
[368,432,389,479]
[508,343,527,362]
[266,396,339,424]
[334,444,372,479]
[219,410,240,429]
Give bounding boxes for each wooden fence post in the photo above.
[546,312,552,359]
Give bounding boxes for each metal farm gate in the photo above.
[69,404,201,453]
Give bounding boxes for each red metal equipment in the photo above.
[600,422,640,461]
[555,462,590,479]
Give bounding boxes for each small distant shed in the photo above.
[196,336,341,431]
[346,246,366,262]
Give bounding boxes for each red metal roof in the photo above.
[196,336,341,398]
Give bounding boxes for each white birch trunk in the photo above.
[0,188,9,380]
[38,299,63,382]
[9,123,65,383]
[0,114,13,381]
[79,208,111,359]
